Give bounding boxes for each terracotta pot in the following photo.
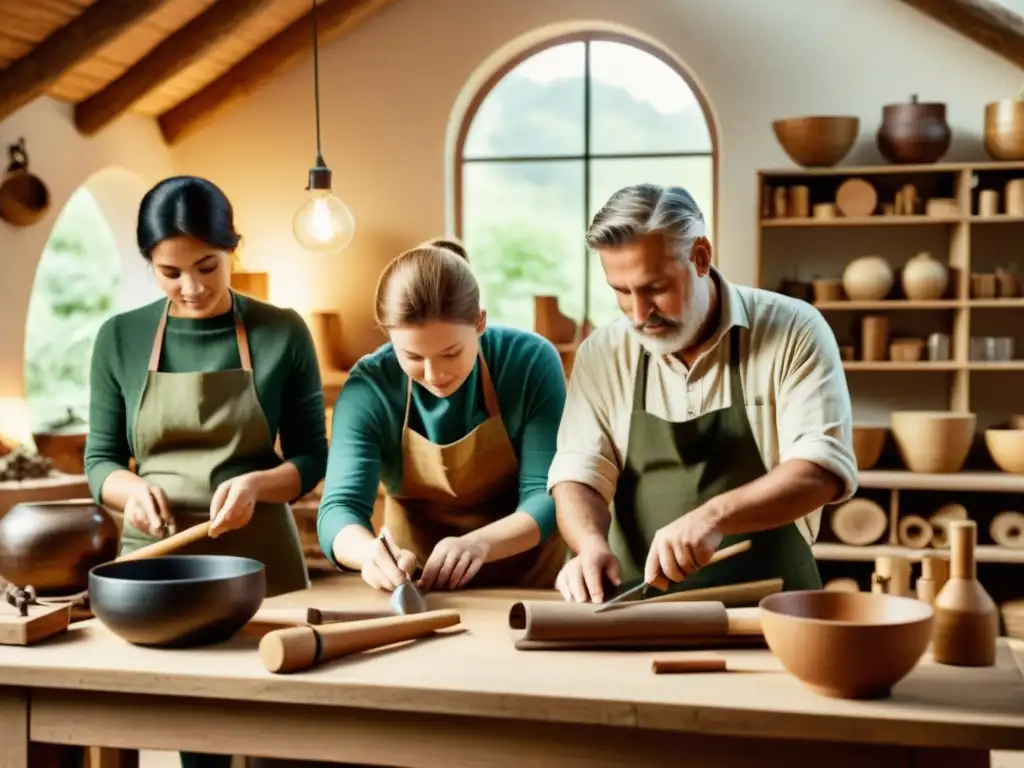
[877,94,951,165]
[901,252,949,300]
[890,411,976,474]
[759,590,933,699]
[984,97,1024,161]
[0,500,119,594]
[771,116,859,168]
[842,255,894,301]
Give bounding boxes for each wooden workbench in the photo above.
[1,574,1023,767]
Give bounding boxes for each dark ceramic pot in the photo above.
[877,94,951,165]
[0,500,119,593]
[88,555,266,648]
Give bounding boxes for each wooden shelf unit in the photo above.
[756,162,1024,610]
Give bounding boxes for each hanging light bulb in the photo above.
[292,0,355,253]
[293,161,355,252]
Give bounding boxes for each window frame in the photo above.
[453,31,719,324]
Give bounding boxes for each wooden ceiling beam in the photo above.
[75,0,278,136]
[0,0,171,124]
[157,0,395,146]
[898,0,1024,69]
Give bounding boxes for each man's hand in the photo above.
[555,541,622,603]
[644,505,723,585]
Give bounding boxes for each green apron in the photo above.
[118,296,310,599]
[608,324,822,593]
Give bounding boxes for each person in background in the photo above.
[318,238,568,592]
[547,183,857,603]
[84,175,328,768]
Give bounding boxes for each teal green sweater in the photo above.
[85,293,328,502]
[317,325,567,565]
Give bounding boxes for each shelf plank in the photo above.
[762,216,962,227]
[812,542,1024,564]
[968,362,1024,371]
[858,470,1024,492]
[815,300,960,310]
[969,216,1024,224]
[758,160,1024,177]
[843,362,959,371]
[969,299,1024,308]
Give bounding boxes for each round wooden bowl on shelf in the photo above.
[984,429,1024,474]
[852,425,887,470]
[771,116,859,168]
[759,590,934,699]
[890,411,976,474]
[984,97,1024,161]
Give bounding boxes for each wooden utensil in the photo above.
[594,540,752,612]
[652,655,727,674]
[260,608,462,673]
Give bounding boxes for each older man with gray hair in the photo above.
[547,183,857,604]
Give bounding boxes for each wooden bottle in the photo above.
[931,521,998,667]
[915,553,949,606]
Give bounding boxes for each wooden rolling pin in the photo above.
[260,608,462,673]
[652,655,727,674]
[240,607,394,638]
[118,521,212,561]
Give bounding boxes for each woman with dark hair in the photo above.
[317,238,568,593]
[84,176,328,767]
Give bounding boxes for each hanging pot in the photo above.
[877,95,951,165]
[0,138,50,227]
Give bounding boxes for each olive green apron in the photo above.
[609,324,822,593]
[384,355,567,589]
[118,297,310,599]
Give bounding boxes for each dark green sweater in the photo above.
[84,293,328,502]
[317,325,567,565]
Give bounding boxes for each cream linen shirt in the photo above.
[547,271,858,545]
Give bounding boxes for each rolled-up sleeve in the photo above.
[546,341,621,505]
[775,312,858,504]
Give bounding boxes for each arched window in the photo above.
[455,34,716,332]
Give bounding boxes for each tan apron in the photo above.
[384,355,567,589]
[118,297,310,598]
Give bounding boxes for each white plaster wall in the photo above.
[168,0,1023,363]
[0,97,174,397]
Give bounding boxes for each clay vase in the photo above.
[931,520,998,667]
[984,94,1024,161]
[901,251,949,300]
[842,255,894,301]
[0,500,119,594]
[877,94,951,165]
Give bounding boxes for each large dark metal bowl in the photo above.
[88,555,266,648]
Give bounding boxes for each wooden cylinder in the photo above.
[921,554,950,589]
[260,609,462,674]
[812,203,835,220]
[652,656,727,674]
[1006,179,1024,216]
[861,315,889,362]
[916,577,937,605]
[872,555,911,597]
[788,185,810,218]
[773,187,788,218]
[978,189,999,217]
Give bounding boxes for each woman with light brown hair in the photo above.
[317,238,568,591]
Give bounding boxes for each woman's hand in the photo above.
[209,474,259,538]
[361,527,419,591]
[124,482,175,538]
[418,536,490,591]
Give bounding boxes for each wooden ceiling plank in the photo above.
[897,0,1024,69]
[157,0,396,145]
[0,0,171,124]
[74,0,278,135]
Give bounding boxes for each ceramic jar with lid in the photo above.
[901,251,949,300]
[877,94,951,165]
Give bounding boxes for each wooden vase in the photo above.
[931,520,998,667]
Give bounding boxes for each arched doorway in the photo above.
[453,33,717,331]
[23,167,158,435]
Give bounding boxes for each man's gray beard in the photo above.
[625,321,700,357]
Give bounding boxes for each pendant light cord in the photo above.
[311,0,323,165]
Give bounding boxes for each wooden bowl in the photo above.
[759,590,933,699]
[890,411,976,473]
[772,116,859,168]
[852,425,887,470]
[984,99,1024,161]
[984,429,1024,474]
